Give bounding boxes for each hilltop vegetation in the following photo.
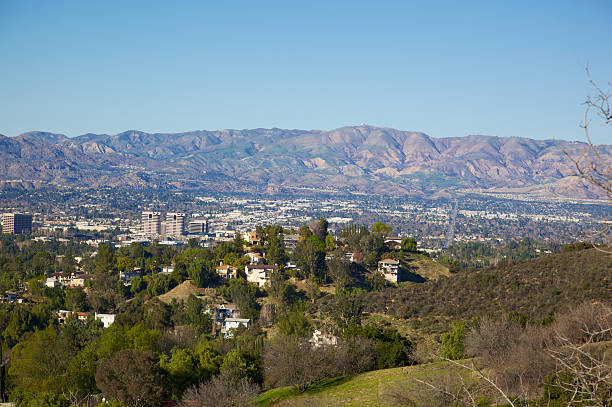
[0,221,610,406]
[364,248,611,333]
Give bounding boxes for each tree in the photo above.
[293,235,325,279]
[160,347,200,399]
[65,287,88,312]
[31,251,55,275]
[372,222,393,237]
[305,273,320,303]
[219,348,262,384]
[178,370,259,407]
[8,327,72,394]
[331,291,363,331]
[95,244,116,274]
[267,235,288,267]
[308,218,328,242]
[570,67,612,199]
[265,271,289,307]
[116,257,134,272]
[187,258,212,288]
[277,309,312,337]
[441,321,467,360]
[369,271,386,292]
[264,335,330,391]
[223,279,259,320]
[95,349,166,407]
[327,254,352,292]
[401,237,417,252]
[185,295,211,334]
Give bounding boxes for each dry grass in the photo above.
[156,280,211,304]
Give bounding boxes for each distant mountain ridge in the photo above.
[1,126,609,198]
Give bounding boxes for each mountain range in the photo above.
[0,125,608,199]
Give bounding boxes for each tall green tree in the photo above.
[95,244,116,274]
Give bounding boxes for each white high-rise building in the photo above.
[142,211,161,235]
[163,212,185,236]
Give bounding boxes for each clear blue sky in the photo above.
[1,1,611,143]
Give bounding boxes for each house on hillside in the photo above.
[223,318,250,337]
[245,264,277,287]
[215,264,238,280]
[244,230,261,245]
[95,312,116,328]
[208,303,240,324]
[46,276,62,288]
[283,234,299,253]
[310,329,338,347]
[245,252,265,264]
[57,310,72,324]
[68,273,93,287]
[378,258,401,283]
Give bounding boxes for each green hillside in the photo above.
[256,361,471,407]
[365,248,611,332]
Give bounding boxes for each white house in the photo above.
[245,252,265,264]
[310,329,338,348]
[95,312,116,328]
[378,258,401,283]
[45,276,61,288]
[160,265,174,274]
[245,264,277,287]
[223,318,250,337]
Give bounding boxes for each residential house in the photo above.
[283,234,299,253]
[95,312,116,328]
[0,292,23,303]
[68,273,93,287]
[208,303,240,324]
[160,265,174,274]
[46,276,62,288]
[57,310,72,324]
[310,329,338,347]
[245,264,277,287]
[245,252,264,264]
[384,237,403,250]
[378,258,401,283]
[215,264,238,280]
[244,230,261,245]
[119,270,140,285]
[223,318,250,337]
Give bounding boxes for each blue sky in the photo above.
[1,1,611,143]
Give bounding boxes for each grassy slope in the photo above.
[256,361,471,406]
[401,252,451,282]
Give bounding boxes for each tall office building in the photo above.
[2,213,33,234]
[142,211,161,235]
[163,212,185,236]
[188,219,208,234]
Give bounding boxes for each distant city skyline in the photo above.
[1,1,611,143]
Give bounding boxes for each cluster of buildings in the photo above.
[141,211,213,238]
[214,244,280,287]
[45,272,94,288]
[57,310,116,328]
[142,211,194,237]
